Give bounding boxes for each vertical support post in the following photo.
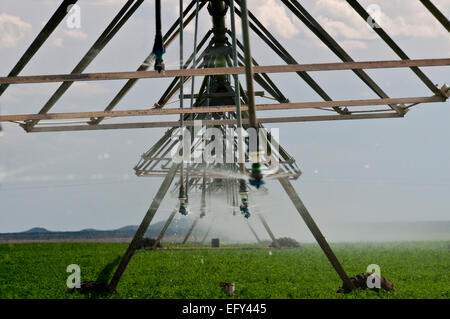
[229,0,245,171]
[258,214,280,249]
[239,0,257,128]
[178,0,186,200]
[246,219,261,243]
[279,178,355,290]
[183,216,200,244]
[200,167,207,217]
[108,163,180,292]
[152,209,177,249]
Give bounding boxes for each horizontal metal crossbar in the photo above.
[28,113,403,132]
[0,96,444,122]
[1,58,448,85]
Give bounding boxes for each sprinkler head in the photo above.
[249,162,265,189]
[154,58,165,73]
[178,197,188,216]
[178,203,188,216]
[240,201,249,217]
[152,34,165,73]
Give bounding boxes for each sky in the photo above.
[0,0,449,237]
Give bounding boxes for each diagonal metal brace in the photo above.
[279,177,356,290]
[108,162,180,292]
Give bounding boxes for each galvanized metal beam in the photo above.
[0,0,78,96]
[152,209,177,249]
[233,1,347,115]
[182,216,200,244]
[278,177,355,290]
[108,162,180,292]
[26,0,144,130]
[281,0,401,113]
[420,0,450,32]
[239,0,258,128]
[3,96,443,122]
[155,40,212,108]
[91,0,207,125]
[258,214,280,249]
[2,58,448,85]
[27,112,404,132]
[246,220,261,243]
[345,0,441,95]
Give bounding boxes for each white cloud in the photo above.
[314,0,447,42]
[50,37,64,47]
[225,0,301,38]
[0,13,32,48]
[252,0,300,38]
[339,40,369,50]
[63,29,88,40]
[71,82,110,95]
[87,0,140,6]
[317,15,375,40]
[49,29,88,47]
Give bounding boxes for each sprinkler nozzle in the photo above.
[152,34,165,73]
[178,192,188,216]
[178,199,188,216]
[239,195,250,218]
[154,58,165,73]
[249,162,265,189]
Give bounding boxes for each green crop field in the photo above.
[0,241,448,299]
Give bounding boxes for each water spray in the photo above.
[250,161,265,189]
[178,184,188,216]
[239,179,250,219]
[200,168,207,218]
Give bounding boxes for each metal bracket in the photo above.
[439,84,450,99]
[392,104,408,116]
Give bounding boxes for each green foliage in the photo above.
[0,241,448,299]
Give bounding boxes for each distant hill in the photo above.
[23,227,51,233]
[115,225,139,232]
[0,218,195,243]
[0,220,448,243]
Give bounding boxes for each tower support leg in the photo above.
[279,178,355,290]
[108,163,180,292]
[200,222,213,244]
[258,214,281,249]
[182,216,200,244]
[246,219,261,243]
[152,209,177,249]
[201,213,217,244]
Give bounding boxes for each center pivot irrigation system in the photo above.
[0,0,449,293]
